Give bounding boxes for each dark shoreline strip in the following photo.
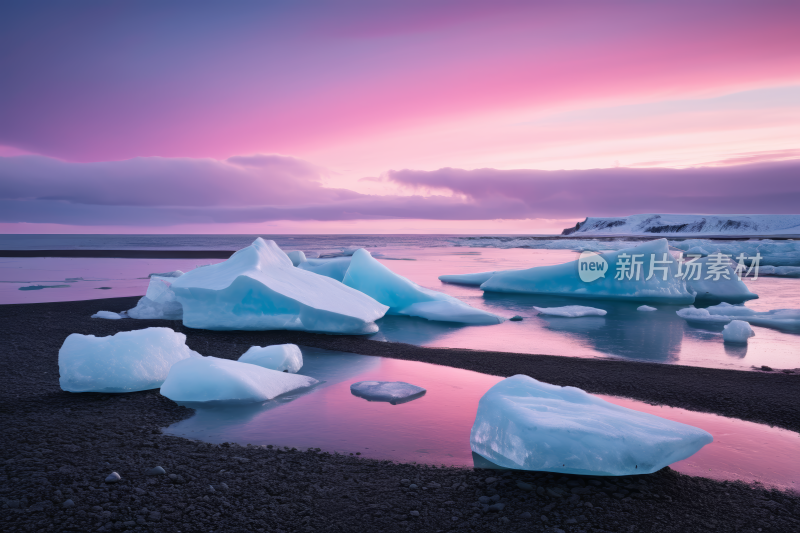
[3,296,798,434]
[0,249,235,259]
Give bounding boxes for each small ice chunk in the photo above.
[637,305,657,312]
[534,305,607,317]
[722,320,755,344]
[128,276,183,320]
[350,381,427,404]
[92,311,123,320]
[285,250,307,266]
[470,375,712,475]
[169,238,387,334]
[343,249,503,325]
[677,302,800,331]
[148,270,184,278]
[59,328,201,393]
[238,344,303,373]
[160,356,318,404]
[105,472,121,483]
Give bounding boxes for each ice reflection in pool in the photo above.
[165,348,800,490]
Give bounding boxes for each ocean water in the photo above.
[165,348,800,490]
[1,234,798,371]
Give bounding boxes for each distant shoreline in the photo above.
[0,249,235,259]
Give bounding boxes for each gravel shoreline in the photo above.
[2,297,799,532]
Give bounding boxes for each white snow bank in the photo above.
[677,303,800,331]
[285,250,307,266]
[297,257,352,282]
[238,344,303,373]
[481,239,695,304]
[128,275,184,320]
[439,271,500,286]
[723,320,755,344]
[470,375,712,475]
[534,306,606,317]
[160,356,317,404]
[350,381,426,404]
[343,249,503,325]
[92,310,124,320]
[169,238,388,334]
[59,328,201,393]
[563,214,800,236]
[637,305,657,312]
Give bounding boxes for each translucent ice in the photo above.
[169,238,388,334]
[128,275,183,320]
[682,255,758,303]
[297,257,352,282]
[285,250,307,266]
[59,327,201,393]
[722,320,755,344]
[534,306,607,317]
[481,239,695,304]
[160,356,318,404]
[350,381,427,404]
[439,271,500,286]
[343,249,503,325]
[637,305,657,312]
[677,302,800,331]
[470,375,712,475]
[238,344,303,373]
[148,270,184,278]
[92,310,124,320]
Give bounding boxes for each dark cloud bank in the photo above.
[0,155,797,226]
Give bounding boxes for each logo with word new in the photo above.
[578,251,608,282]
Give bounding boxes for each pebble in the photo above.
[490,494,500,502]
[520,511,531,518]
[509,315,523,321]
[541,515,549,522]
[408,484,418,489]
[145,466,165,476]
[62,499,75,508]
[488,503,505,512]
[105,472,121,483]
[409,510,420,517]
[479,496,491,504]
[517,481,533,491]
[484,477,498,484]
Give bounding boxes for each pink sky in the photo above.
[1,1,798,233]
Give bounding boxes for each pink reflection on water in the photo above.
[168,354,800,490]
[598,395,800,490]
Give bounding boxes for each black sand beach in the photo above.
[2,297,798,532]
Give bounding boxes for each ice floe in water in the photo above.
[682,255,758,303]
[160,356,318,404]
[128,275,184,320]
[169,238,387,334]
[297,257,352,282]
[285,250,307,266]
[238,344,303,373]
[723,320,755,344]
[481,239,695,304]
[534,306,606,317]
[637,305,657,312]
[343,249,503,325]
[59,327,201,393]
[758,265,800,278]
[350,381,427,404]
[439,271,501,286]
[677,303,800,332]
[91,310,124,320]
[470,375,713,476]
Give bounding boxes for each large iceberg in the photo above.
[238,344,303,373]
[160,356,317,404]
[128,275,184,320]
[481,239,695,304]
[722,320,755,344]
[59,328,201,393]
[677,303,800,331]
[169,238,388,334]
[343,249,503,325]
[297,257,352,282]
[682,255,758,303]
[350,381,427,404]
[470,375,712,476]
